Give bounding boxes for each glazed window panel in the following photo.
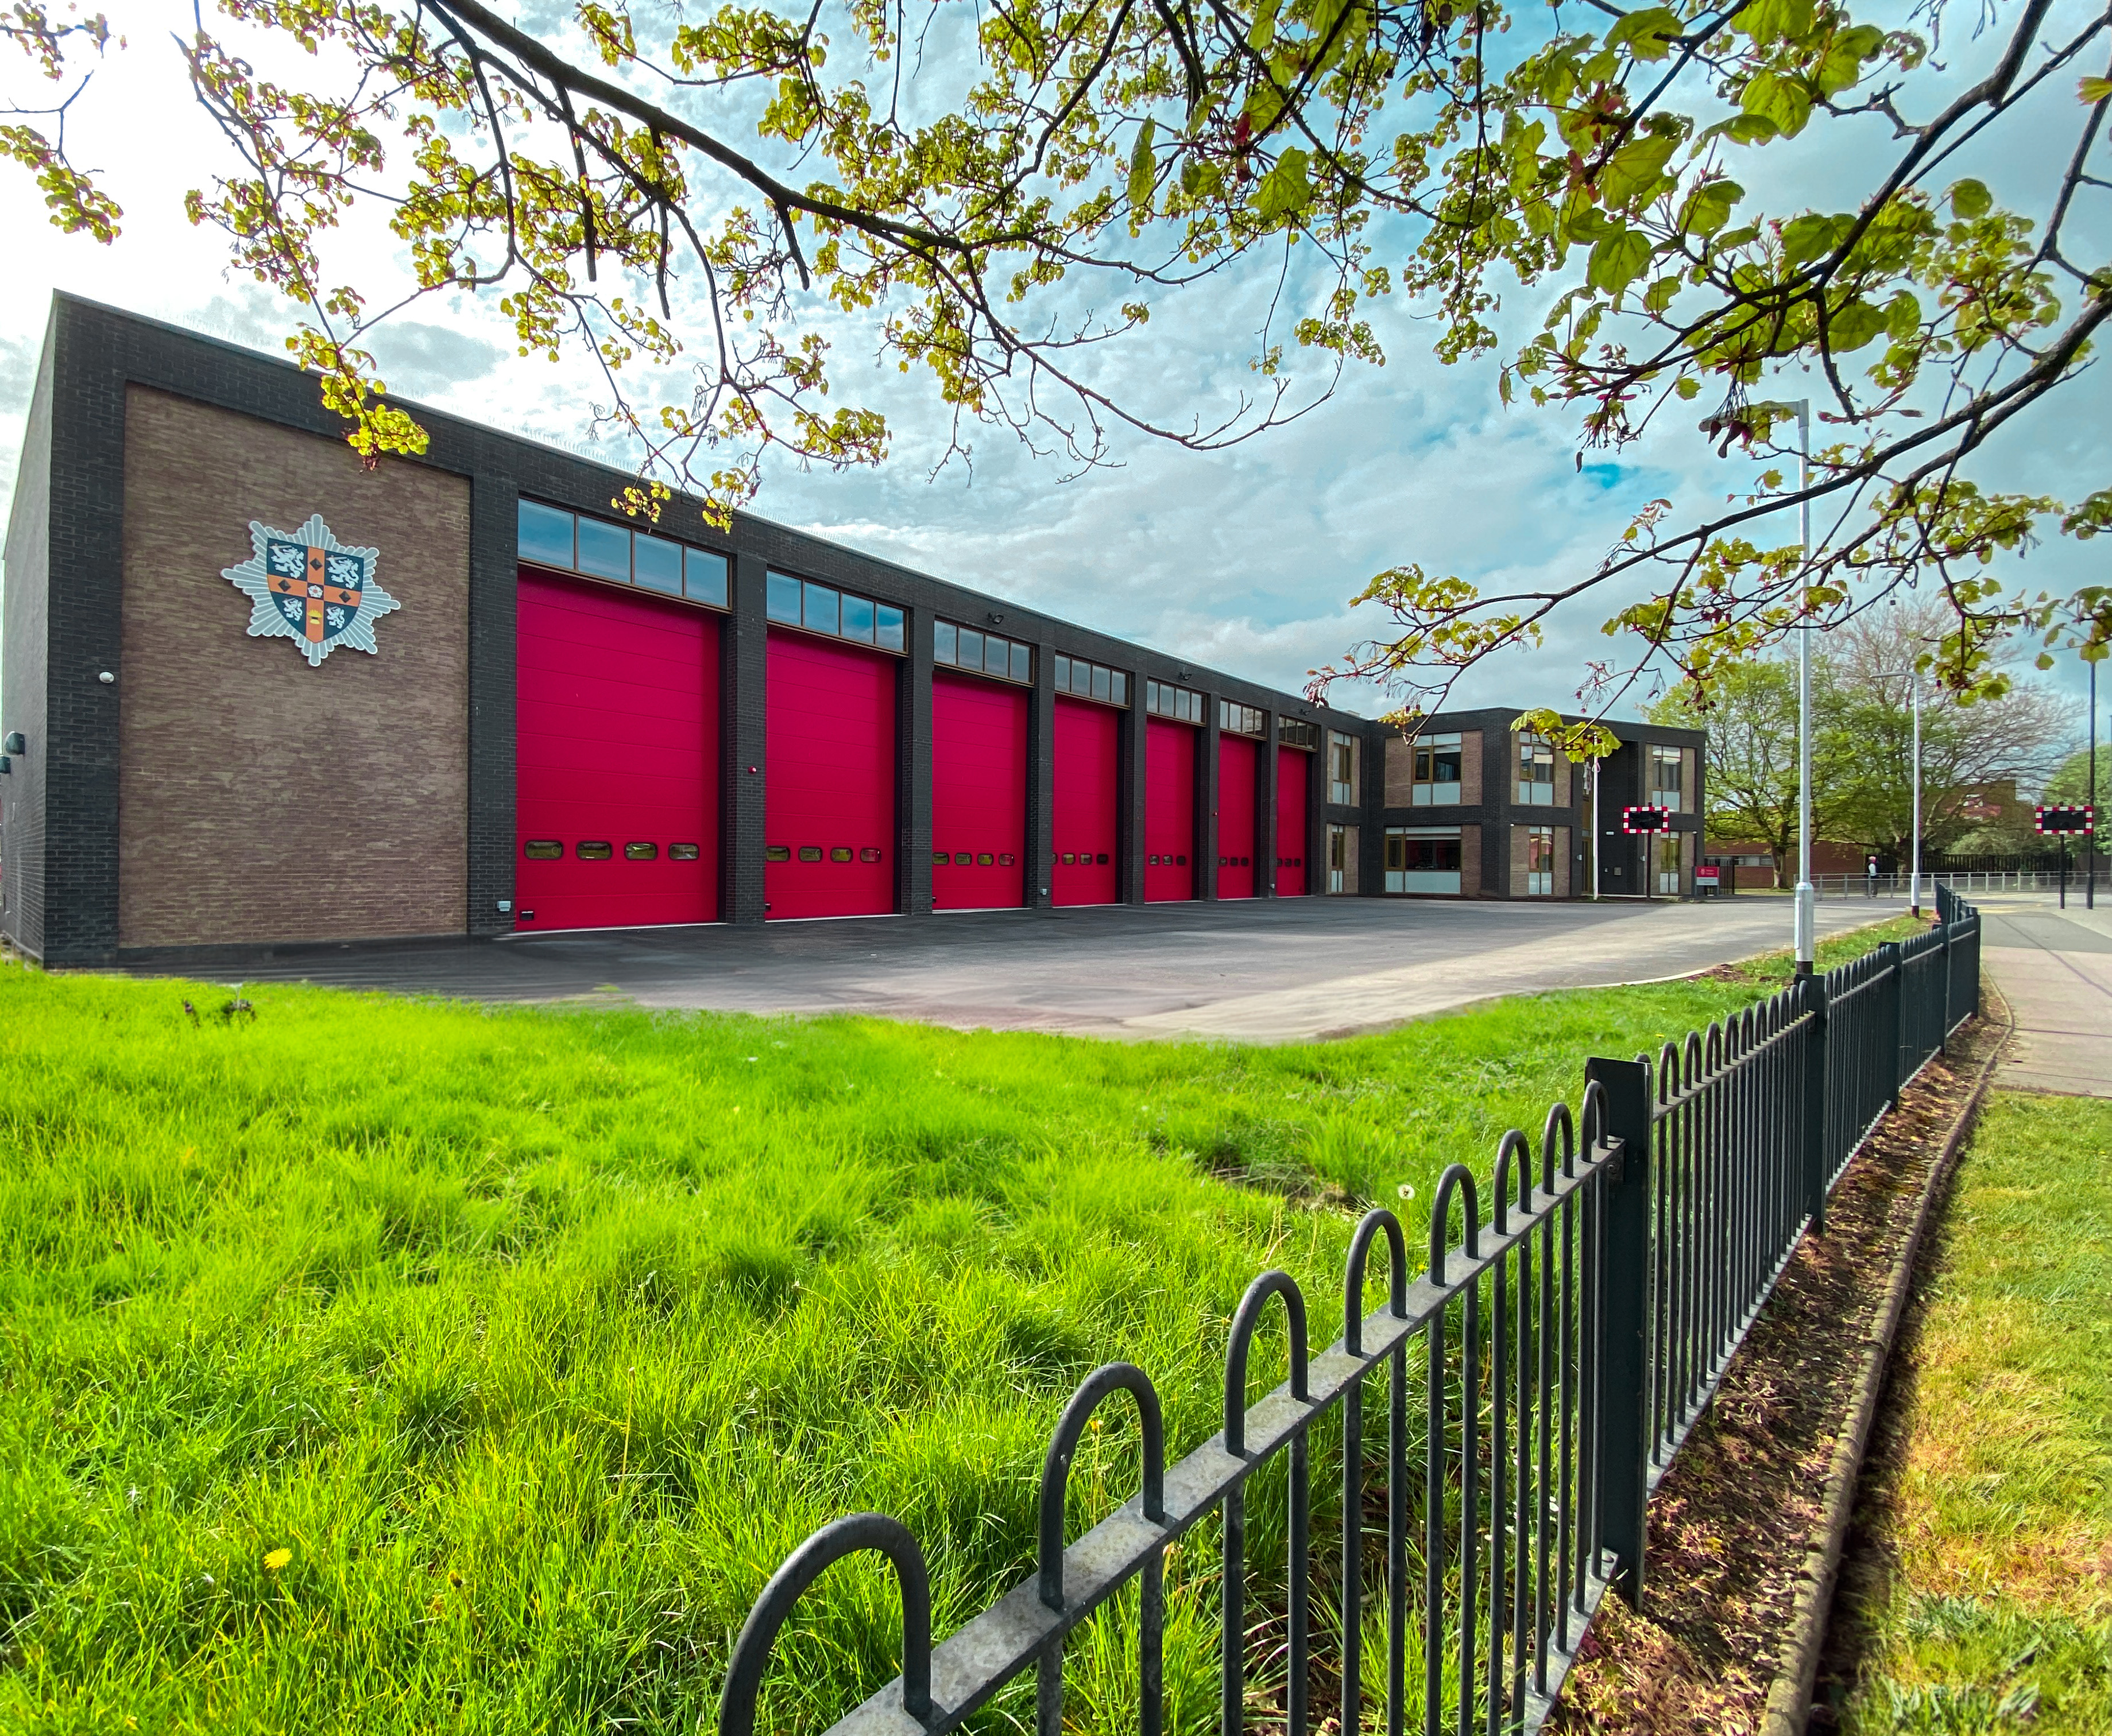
[933,618,1033,685]
[766,571,803,623]
[632,534,683,595]
[876,605,906,653]
[684,548,729,607]
[1329,732,1359,805]
[840,592,877,644]
[1411,733,1463,806]
[1383,827,1461,894]
[575,517,632,582]
[935,621,958,664]
[1650,744,1685,811]
[517,501,575,568]
[803,582,840,636]
[1516,733,1556,805]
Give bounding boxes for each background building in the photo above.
[0,296,1704,966]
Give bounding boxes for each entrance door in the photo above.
[766,631,896,918]
[1217,735,1257,899]
[1145,718,1196,902]
[1276,746,1309,894]
[933,670,1027,910]
[515,571,718,931]
[1053,698,1119,906]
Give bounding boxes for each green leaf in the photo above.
[1643,274,1680,314]
[1251,146,1313,220]
[1674,375,1701,400]
[1736,0,1812,45]
[1885,289,1921,338]
[1127,119,1156,210]
[1247,0,1281,52]
[1949,177,1991,219]
[1740,71,1812,138]
[1680,177,1742,237]
[1826,297,1886,351]
[1607,6,1682,59]
[1815,24,1885,96]
[1587,224,1653,293]
[2082,75,2112,104]
[1600,131,1677,209]
[1781,211,1848,265]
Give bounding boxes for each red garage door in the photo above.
[933,671,1027,910]
[1146,718,1196,902]
[1053,698,1119,906]
[767,631,896,919]
[1277,746,1310,895]
[1218,735,1258,900]
[515,571,719,931]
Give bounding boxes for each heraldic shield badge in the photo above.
[222,513,399,667]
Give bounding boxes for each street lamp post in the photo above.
[1701,396,1816,974]
[1874,665,1924,915]
[2091,654,2099,912]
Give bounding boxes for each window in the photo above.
[1219,700,1264,737]
[576,840,613,860]
[517,499,730,608]
[830,846,854,862]
[523,839,563,860]
[1657,833,1682,894]
[798,846,823,862]
[1327,824,1354,893]
[1278,718,1320,751]
[1410,733,1464,806]
[1650,744,1686,812]
[769,569,906,652]
[860,847,883,864]
[1517,733,1556,805]
[624,842,659,861]
[670,843,701,861]
[1053,654,1130,706]
[935,618,1033,685]
[1385,827,1463,894]
[766,844,792,863]
[1329,732,1359,805]
[1525,826,1555,896]
[1144,679,1204,723]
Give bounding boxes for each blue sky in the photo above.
[0,0,2103,741]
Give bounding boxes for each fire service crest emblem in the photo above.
[223,513,398,667]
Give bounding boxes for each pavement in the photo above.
[131,892,1923,1044]
[1979,894,2112,1097]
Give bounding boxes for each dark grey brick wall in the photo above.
[0,328,53,959]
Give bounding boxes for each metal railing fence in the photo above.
[718,893,1983,1736]
[1809,870,2071,897]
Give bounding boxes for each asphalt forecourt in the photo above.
[120,892,1920,1043]
[0,916,1924,1732]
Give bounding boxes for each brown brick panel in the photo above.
[117,387,470,947]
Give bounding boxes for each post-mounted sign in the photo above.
[2036,805,2095,835]
[1622,805,1672,835]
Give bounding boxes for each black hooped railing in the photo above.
[719,888,1982,1736]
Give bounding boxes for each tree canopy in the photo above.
[5,0,2109,711]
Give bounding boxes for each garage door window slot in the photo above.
[524,839,562,860]
[576,840,613,860]
[624,842,659,861]
[670,843,701,861]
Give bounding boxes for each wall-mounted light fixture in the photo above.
[97,671,115,685]
[2,733,22,754]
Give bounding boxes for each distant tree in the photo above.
[1817,600,2073,858]
[1648,654,1852,886]
[2044,743,2110,815]
[0,0,2107,702]
[1652,598,2073,875]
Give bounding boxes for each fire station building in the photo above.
[0,296,1704,966]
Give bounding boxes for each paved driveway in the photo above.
[176,893,1912,1043]
[1981,897,2112,1096]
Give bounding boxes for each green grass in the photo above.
[0,914,1923,1735]
[1844,1094,2112,1735]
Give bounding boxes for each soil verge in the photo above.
[1548,1007,2008,1735]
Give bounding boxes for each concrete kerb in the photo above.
[1756,979,2014,1736]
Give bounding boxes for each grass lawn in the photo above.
[1843,1092,2112,1735]
[0,917,1922,1735]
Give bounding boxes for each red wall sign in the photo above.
[515,570,720,931]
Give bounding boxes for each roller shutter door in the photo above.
[515,571,719,931]
[1053,697,1119,906]
[767,631,896,919]
[1145,718,1196,902]
[1276,746,1310,895]
[933,671,1027,910]
[1217,735,1257,899]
